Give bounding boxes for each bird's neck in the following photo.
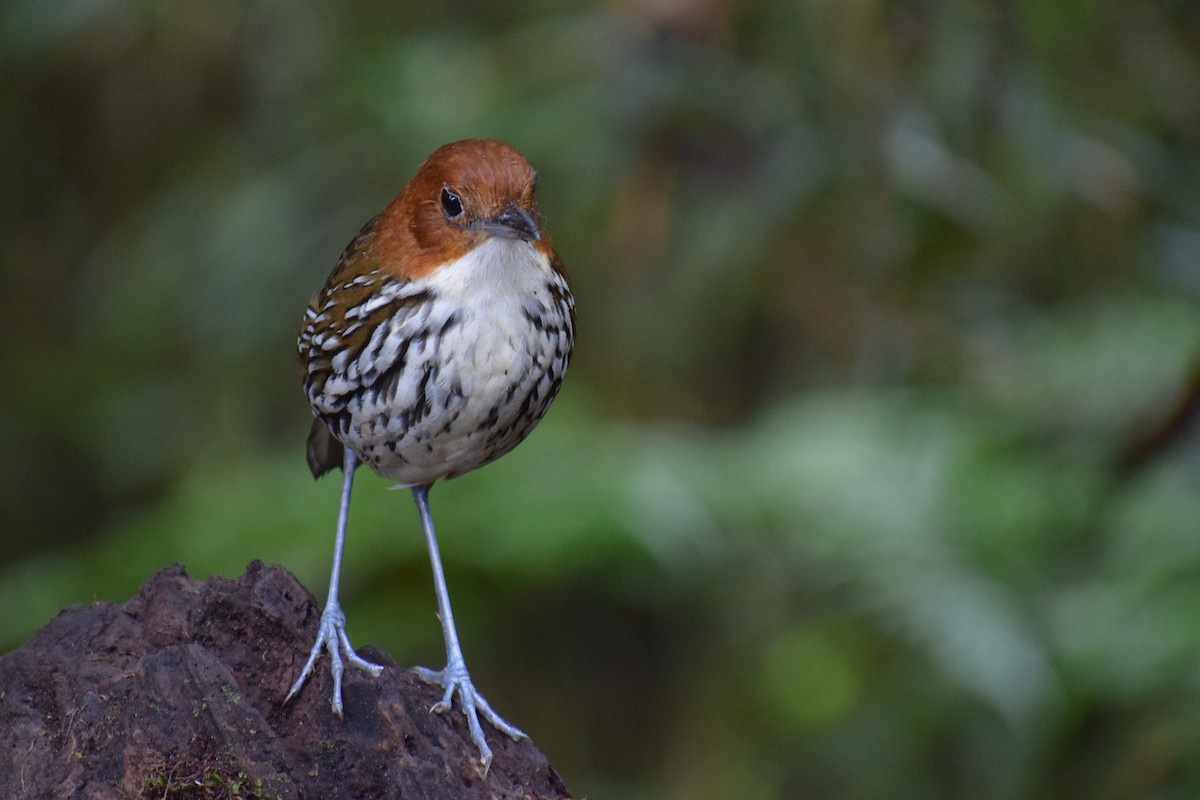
[425,238,550,304]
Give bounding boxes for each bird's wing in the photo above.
[298,215,436,466]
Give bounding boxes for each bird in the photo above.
[287,138,575,772]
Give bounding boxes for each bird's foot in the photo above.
[285,601,383,716]
[413,659,527,772]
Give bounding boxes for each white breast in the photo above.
[341,237,571,485]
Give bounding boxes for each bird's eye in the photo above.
[440,187,464,218]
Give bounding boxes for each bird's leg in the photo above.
[410,484,527,772]
[286,447,383,715]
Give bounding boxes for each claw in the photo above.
[286,600,383,715]
[414,659,527,773]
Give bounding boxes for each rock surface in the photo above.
[0,561,572,799]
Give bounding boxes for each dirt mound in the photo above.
[0,561,571,799]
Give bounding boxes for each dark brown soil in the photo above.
[0,561,572,799]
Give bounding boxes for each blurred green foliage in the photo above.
[2,0,1200,797]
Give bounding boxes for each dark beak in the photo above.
[480,200,541,242]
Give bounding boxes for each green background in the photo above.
[2,1,1200,797]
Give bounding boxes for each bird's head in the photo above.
[374,139,551,278]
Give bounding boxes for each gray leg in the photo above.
[286,447,383,715]
[410,484,527,773]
